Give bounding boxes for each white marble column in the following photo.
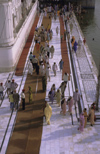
[0,1,14,46]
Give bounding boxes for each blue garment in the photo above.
[29,54,33,60]
[59,60,64,70]
[73,41,78,53]
[10,102,14,110]
[50,90,55,104]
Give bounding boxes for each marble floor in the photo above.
[0,13,100,154]
[40,15,100,154]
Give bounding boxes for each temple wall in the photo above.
[0,0,37,72]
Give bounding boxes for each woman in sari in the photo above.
[78,113,85,132]
[68,96,74,114]
[44,103,52,125]
[73,41,78,53]
[83,108,87,128]
[89,107,95,126]
[56,89,61,107]
[61,98,66,115]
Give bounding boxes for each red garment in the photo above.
[83,39,86,44]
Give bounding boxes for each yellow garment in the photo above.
[71,36,75,47]
[44,103,52,125]
[56,91,61,106]
[47,24,50,31]
[28,87,33,103]
[90,109,94,125]
[9,94,14,102]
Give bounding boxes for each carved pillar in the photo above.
[0,1,14,46]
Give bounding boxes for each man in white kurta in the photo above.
[45,62,51,81]
[40,63,45,75]
[28,61,33,75]
[44,103,52,125]
[73,89,81,107]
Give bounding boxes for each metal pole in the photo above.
[96,64,100,111]
[70,113,74,125]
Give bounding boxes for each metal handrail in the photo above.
[4,73,11,88]
[67,39,81,121]
[0,58,31,152]
[2,12,44,153]
[63,15,75,124]
[0,11,43,108]
[67,15,84,112]
[70,113,74,125]
[0,110,13,152]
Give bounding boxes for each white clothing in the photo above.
[46,64,51,77]
[0,85,4,92]
[45,58,49,63]
[73,91,81,106]
[40,64,44,75]
[38,55,43,62]
[6,82,11,88]
[21,92,25,99]
[45,41,48,47]
[78,38,82,51]
[46,68,50,77]
[56,27,58,34]
[11,82,18,91]
[73,92,80,101]
[28,62,33,75]
[52,64,58,71]
[78,38,82,46]
[63,74,69,82]
[44,31,47,40]
[38,36,41,42]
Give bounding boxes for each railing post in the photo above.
[70,113,74,125]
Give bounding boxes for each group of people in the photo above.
[4,79,19,111]
[28,41,55,77]
[1,79,32,111]
[44,83,96,128]
[71,35,86,54]
[0,79,18,101]
[48,71,69,105]
[6,79,34,111]
[78,102,96,132]
[34,24,53,45]
[44,86,82,125]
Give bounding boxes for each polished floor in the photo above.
[0,13,100,154]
